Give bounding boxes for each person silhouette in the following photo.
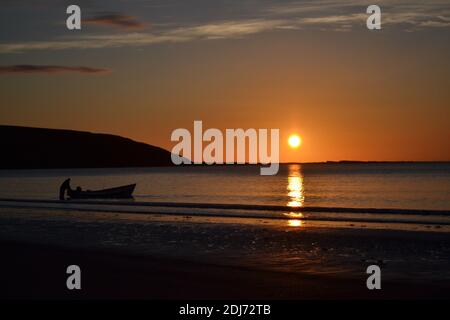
[59,178,71,200]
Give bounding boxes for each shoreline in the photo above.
[1,202,449,236]
[1,198,449,216]
[2,240,449,300]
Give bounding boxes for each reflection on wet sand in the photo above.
[287,219,303,227]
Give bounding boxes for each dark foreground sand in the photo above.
[1,206,450,300]
[1,240,449,300]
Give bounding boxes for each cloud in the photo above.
[0,65,110,75]
[84,14,145,30]
[412,15,450,28]
[300,14,366,25]
[264,0,360,15]
[169,19,285,38]
[0,1,449,53]
[0,19,287,53]
[267,0,450,30]
[418,20,450,28]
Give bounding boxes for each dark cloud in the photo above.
[84,14,145,29]
[0,65,110,75]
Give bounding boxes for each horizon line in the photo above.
[2,124,449,165]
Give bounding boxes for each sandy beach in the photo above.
[1,206,449,299]
[2,240,449,300]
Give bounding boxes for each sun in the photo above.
[288,134,302,149]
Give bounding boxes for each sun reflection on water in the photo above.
[283,212,304,218]
[285,165,306,227]
[287,164,305,208]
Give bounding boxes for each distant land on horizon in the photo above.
[0,125,173,169]
[1,125,447,169]
[288,160,450,164]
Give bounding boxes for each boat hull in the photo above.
[68,184,136,199]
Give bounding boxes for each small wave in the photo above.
[0,198,449,216]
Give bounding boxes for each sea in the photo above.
[0,162,449,227]
[1,163,449,281]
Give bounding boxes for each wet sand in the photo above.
[2,240,449,300]
[1,206,450,299]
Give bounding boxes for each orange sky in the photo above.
[1,1,449,162]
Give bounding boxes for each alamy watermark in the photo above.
[66,5,81,30]
[66,5,381,31]
[366,265,381,290]
[367,5,382,30]
[171,121,279,175]
[66,265,81,290]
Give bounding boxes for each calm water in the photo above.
[0,163,449,211]
[1,163,449,281]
